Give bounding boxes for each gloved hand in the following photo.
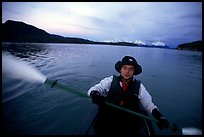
[152,108,169,130]
[90,90,105,105]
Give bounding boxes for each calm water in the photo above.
[2,43,202,135]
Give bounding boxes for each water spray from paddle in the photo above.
[2,52,202,135]
[2,52,47,83]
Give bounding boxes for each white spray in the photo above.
[2,52,47,83]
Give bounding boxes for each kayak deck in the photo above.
[86,104,155,135]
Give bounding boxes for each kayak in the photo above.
[137,106,155,135]
[85,104,155,135]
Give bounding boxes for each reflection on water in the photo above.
[2,43,202,135]
[178,52,202,65]
[2,42,48,58]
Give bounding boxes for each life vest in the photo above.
[93,75,142,135]
[106,75,141,112]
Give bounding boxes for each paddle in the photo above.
[45,79,202,135]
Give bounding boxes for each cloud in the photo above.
[180,12,202,19]
[2,6,24,16]
[2,2,202,48]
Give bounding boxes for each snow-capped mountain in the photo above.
[151,41,166,47]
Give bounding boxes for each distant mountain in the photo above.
[2,20,140,47]
[176,41,202,52]
[142,44,170,49]
[2,20,95,44]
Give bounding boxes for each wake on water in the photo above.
[2,52,47,83]
[2,52,47,103]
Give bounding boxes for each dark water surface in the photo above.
[2,43,202,135]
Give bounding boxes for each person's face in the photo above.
[120,65,135,81]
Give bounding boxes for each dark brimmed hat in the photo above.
[115,56,142,75]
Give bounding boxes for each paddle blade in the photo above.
[182,127,202,135]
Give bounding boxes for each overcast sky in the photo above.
[2,2,202,48]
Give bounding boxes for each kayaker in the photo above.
[87,55,170,135]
